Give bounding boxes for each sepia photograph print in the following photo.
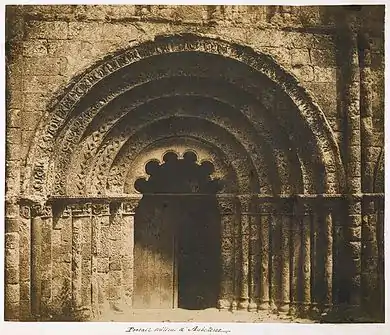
[3,2,387,329]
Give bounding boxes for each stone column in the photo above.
[359,31,374,193]
[40,205,53,320]
[122,198,141,308]
[300,201,312,313]
[269,201,280,312]
[93,203,111,316]
[358,31,379,308]
[51,205,72,319]
[258,202,271,311]
[346,194,362,307]
[19,204,32,320]
[376,196,385,314]
[30,204,52,320]
[279,200,291,313]
[216,196,236,310]
[237,196,251,310]
[70,203,92,319]
[323,201,334,310]
[5,200,20,321]
[290,199,303,315]
[91,203,110,318]
[338,10,362,307]
[248,199,260,312]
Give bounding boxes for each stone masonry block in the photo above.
[23,93,48,110]
[5,170,21,197]
[5,266,19,285]
[290,48,311,66]
[7,61,23,89]
[109,239,122,258]
[23,75,62,94]
[97,258,109,273]
[5,302,19,321]
[304,82,337,116]
[6,142,20,162]
[109,257,122,271]
[290,33,335,50]
[5,232,19,250]
[19,300,32,320]
[311,48,336,66]
[7,109,21,128]
[23,57,67,76]
[47,40,83,58]
[108,286,122,301]
[23,40,48,57]
[291,65,314,81]
[6,127,21,145]
[110,225,122,241]
[26,20,68,40]
[7,90,24,109]
[100,23,141,41]
[5,284,20,304]
[261,47,291,65]
[19,281,30,301]
[313,66,336,83]
[22,110,43,131]
[109,270,122,287]
[68,22,103,40]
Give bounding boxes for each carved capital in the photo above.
[31,204,52,218]
[91,203,110,216]
[122,199,140,215]
[238,195,253,213]
[216,196,236,215]
[70,203,92,217]
[19,205,31,219]
[61,206,72,218]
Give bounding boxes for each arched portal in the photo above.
[20,33,347,319]
[133,151,222,310]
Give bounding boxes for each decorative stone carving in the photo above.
[19,205,31,219]
[70,203,92,217]
[122,199,141,215]
[91,204,110,216]
[31,204,52,218]
[24,34,344,201]
[216,197,236,215]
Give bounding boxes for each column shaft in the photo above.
[258,203,270,310]
[217,197,236,310]
[279,207,290,313]
[301,204,311,311]
[324,208,333,308]
[238,197,251,310]
[338,10,362,306]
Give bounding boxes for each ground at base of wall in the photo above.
[93,308,317,323]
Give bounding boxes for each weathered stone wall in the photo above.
[5,5,385,322]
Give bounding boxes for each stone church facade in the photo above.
[5,5,385,322]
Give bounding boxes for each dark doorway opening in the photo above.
[176,195,221,309]
[134,151,222,310]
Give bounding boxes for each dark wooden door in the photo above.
[133,197,176,308]
[177,197,220,309]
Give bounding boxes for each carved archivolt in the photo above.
[22,34,344,200]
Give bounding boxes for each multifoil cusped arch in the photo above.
[22,33,345,200]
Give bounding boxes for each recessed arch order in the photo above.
[22,33,345,200]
